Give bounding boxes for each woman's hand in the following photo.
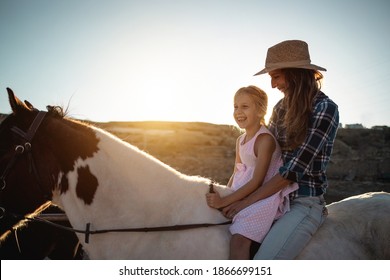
[222,200,246,219]
[205,191,224,209]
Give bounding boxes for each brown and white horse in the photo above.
[1,88,389,259]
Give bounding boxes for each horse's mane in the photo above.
[45,104,96,131]
[46,105,67,119]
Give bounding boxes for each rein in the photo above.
[26,214,231,244]
[25,182,231,244]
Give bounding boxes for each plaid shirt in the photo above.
[268,91,339,198]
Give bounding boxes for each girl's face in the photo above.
[269,69,287,94]
[233,93,261,130]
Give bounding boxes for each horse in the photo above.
[1,88,389,259]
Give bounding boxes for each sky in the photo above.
[0,0,389,128]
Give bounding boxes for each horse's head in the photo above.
[0,88,99,219]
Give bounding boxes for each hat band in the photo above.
[265,59,311,69]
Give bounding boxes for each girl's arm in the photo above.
[206,133,276,209]
[226,137,241,188]
[226,174,234,188]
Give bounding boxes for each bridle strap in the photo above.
[0,111,49,218]
[11,111,47,142]
[11,111,49,198]
[0,146,24,191]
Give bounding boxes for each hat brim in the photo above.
[254,63,327,76]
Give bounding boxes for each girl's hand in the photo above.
[206,192,223,209]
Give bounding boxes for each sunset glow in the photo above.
[0,1,389,127]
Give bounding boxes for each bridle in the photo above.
[0,111,49,219]
[0,112,231,245]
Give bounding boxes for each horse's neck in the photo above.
[94,127,192,190]
[55,127,229,230]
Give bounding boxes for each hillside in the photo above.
[97,121,390,204]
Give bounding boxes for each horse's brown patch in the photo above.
[75,165,98,205]
[60,174,69,194]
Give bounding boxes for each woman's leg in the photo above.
[230,234,252,260]
[254,196,327,260]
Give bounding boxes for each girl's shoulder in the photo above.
[255,126,279,151]
[257,126,275,139]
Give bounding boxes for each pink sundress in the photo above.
[229,126,298,243]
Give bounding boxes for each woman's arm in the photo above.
[222,172,291,217]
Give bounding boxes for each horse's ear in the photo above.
[7,88,31,114]
[24,100,36,110]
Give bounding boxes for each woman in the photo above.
[223,40,339,259]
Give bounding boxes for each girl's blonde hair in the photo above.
[234,85,268,125]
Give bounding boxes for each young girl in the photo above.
[206,85,297,259]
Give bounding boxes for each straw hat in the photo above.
[254,40,326,75]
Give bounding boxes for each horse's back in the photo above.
[297,192,390,259]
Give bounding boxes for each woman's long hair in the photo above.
[281,68,323,150]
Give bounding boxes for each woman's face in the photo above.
[269,69,287,94]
